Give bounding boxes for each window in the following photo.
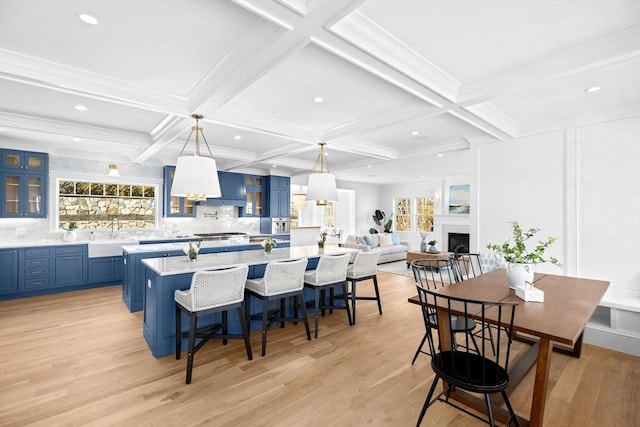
[58,180,156,229]
[394,196,435,232]
[324,202,334,228]
[417,197,435,232]
[394,198,411,231]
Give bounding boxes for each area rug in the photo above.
[377,260,412,277]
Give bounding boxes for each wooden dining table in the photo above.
[408,269,609,427]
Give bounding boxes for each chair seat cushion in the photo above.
[433,351,509,392]
[245,278,266,295]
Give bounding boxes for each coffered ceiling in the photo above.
[1,0,639,184]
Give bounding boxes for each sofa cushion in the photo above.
[379,233,393,247]
[376,246,393,255]
[392,233,400,245]
[369,234,380,248]
[345,235,358,245]
[389,244,408,254]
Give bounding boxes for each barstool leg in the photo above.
[314,288,320,338]
[186,314,197,384]
[222,310,228,345]
[350,279,357,324]
[342,283,353,326]
[261,298,269,356]
[373,275,382,315]
[237,306,253,361]
[175,304,182,359]
[298,293,311,340]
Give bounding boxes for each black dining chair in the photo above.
[415,285,519,426]
[449,253,498,355]
[410,259,479,365]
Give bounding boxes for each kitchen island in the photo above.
[121,237,290,312]
[141,244,359,358]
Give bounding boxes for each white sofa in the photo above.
[340,233,409,264]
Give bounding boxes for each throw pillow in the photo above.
[391,233,400,245]
[370,234,380,248]
[356,236,366,245]
[362,235,373,247]
[379,233,393,247]
[345,235,357,245]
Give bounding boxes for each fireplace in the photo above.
[448,233,470,254]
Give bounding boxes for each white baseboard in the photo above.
[584,324,640,357]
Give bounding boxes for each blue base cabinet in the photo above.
[88,256,123,285]
[54,246,86,287]
[0,249,19,294]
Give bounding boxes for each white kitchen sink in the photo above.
[88,239,139,258]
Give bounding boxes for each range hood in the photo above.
[198,171,246,207]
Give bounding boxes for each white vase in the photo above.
[506,263,534,289]
[63,230,78,242]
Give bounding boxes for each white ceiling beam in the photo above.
[0,49,190,115]
[459,25,640,105]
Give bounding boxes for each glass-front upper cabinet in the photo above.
[1,150,47,171]
[0,149,48,218]
[163,166,195,217]
[243,175,263,217]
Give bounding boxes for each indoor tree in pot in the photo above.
[486,220,561,289]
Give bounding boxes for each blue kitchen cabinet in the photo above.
[54,246,86,287]
[1,149,48,218]
[163,166,196,217]
[22,247,52,291]
[0,249,19,294]
[88,256,123,284]
[266,175,290,218]
[241,175,264,217]
[200,171,247,207]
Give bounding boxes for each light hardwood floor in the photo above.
[1,271,638,426]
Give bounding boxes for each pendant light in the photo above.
[305,142,338,206]
[170,114,221,201]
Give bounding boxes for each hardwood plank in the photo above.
[0,272,637,426]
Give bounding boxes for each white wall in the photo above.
[476,130,565,275]
[336,180,380,236]
[476,116,640,289]
[576,116,640,291]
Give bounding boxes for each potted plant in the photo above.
[486,220,561,289]
[369,210,393,234]
[317,231,327,251]
[183,241,201,261]
[61,221,78,242]
[261,236,277,255]
[428,240,438,253]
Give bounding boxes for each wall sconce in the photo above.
[108,164,120,177]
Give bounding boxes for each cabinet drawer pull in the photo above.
[32,270,43,274]
[31,281,44,286]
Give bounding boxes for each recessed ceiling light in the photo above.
[272,165,278,168]
[234,135,241,140]
[77,12,99,26]
[586,86,601,93]
[438,153,443,157]
[312,97,324,103]
[74,105,88,111]
[73,138,82,142]
[411,131,419,136]
[367,165,372,168]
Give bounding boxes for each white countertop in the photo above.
[141,244,358,276]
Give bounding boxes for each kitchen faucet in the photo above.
[111,218,120,239]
